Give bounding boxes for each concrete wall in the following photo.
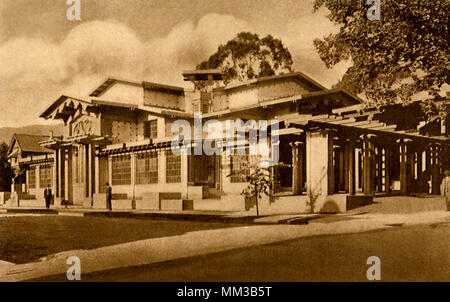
[100,82,144,106]
[258,77,312,102]
[144,89,184,110]
[228,87,259,110]
[224,77,315,111]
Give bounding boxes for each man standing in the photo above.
[44,185,52,209]
[106,182,112,211]
[441,170,450,211]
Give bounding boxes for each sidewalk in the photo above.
[1,209,449,282]
[0,204,319,225]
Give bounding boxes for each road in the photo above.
[0,215,241,264]
[34,222,450,282]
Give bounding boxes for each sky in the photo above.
[0,0,351,127]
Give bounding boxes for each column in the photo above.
[64,148,72,203]
[399,140,407,195]
[416,147,423,192]
[131,153,136,200]
[385,145,392,194]
[399,139,413,195]
[306,129,334,198]
[36,165,41,195]
[431,144,440,194]
[87,144,95,206]
[291,141,303,195]
[95,155,100,194]
[346,138,356,196]
[108,156,113,185]
[362,134,375,196]
[337,145,345,192]
[58,149,65,202]
[52,151,58,196]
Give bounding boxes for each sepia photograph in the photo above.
[0,0,448,290]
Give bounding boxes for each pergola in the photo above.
[278,103,449,206]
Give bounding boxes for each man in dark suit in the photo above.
[44,185,52,209]
[106,182,112,211]
[441,170,450,211]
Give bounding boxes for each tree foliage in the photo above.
[227,157,272,217]
[0,143,13,192]
[197,32,293,86]
[313,0,449,108]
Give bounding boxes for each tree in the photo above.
[0,143,13,192]
[197,32,294,86]
[227,157,272,217]
[313,0,449,110]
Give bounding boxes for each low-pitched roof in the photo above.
[8,134,53,156]
[218,71,327,92]
[89,78,142,97]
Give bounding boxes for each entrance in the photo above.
[189,154,217,188]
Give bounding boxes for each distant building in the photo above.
[7,134,54,202]
[7,71,450,213]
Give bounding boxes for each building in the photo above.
[7,71,450,213]
[7,134,54,205]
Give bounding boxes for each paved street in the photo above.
[0,215,241,264]
[0,196,449,282]
[47,222,449,282]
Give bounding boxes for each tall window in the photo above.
[136,152,158,184]
[112,155,131,185]
[39,164,53,188]
[29,166,36,189]
[230,150,250,183]
[166,151,181,183]
[144,120,158,139]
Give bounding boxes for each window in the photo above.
[136,152,158,184]
[112,155,131,185]
[193,102,200,113]
[144,120,158,139]
[29,166,36,189]
[201,103,210,114]
[230,150,249,183]
[39,164,53,188]
[166,151,181,183]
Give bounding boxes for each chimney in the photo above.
[182,70,223,114]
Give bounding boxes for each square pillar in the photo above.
[345,138,356,196]
[431,144,440,194]
[362,134,376,196]
[108,156,112,185]
[87,144,95,206]
[399,139,413,195]
[95,155,100,194]
[58,149,65,203]
[306,129,334,198]
[52,151,58,195]
[291,141,304,195]
[415,148,423,193]
[131,153,136,200]
[385,145,392,194]
[64,148,73,203]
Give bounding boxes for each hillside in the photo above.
[0,124,64,145]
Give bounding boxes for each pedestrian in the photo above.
[441,170,450,211]
[106,182,112,211]
[44,185,52,209]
